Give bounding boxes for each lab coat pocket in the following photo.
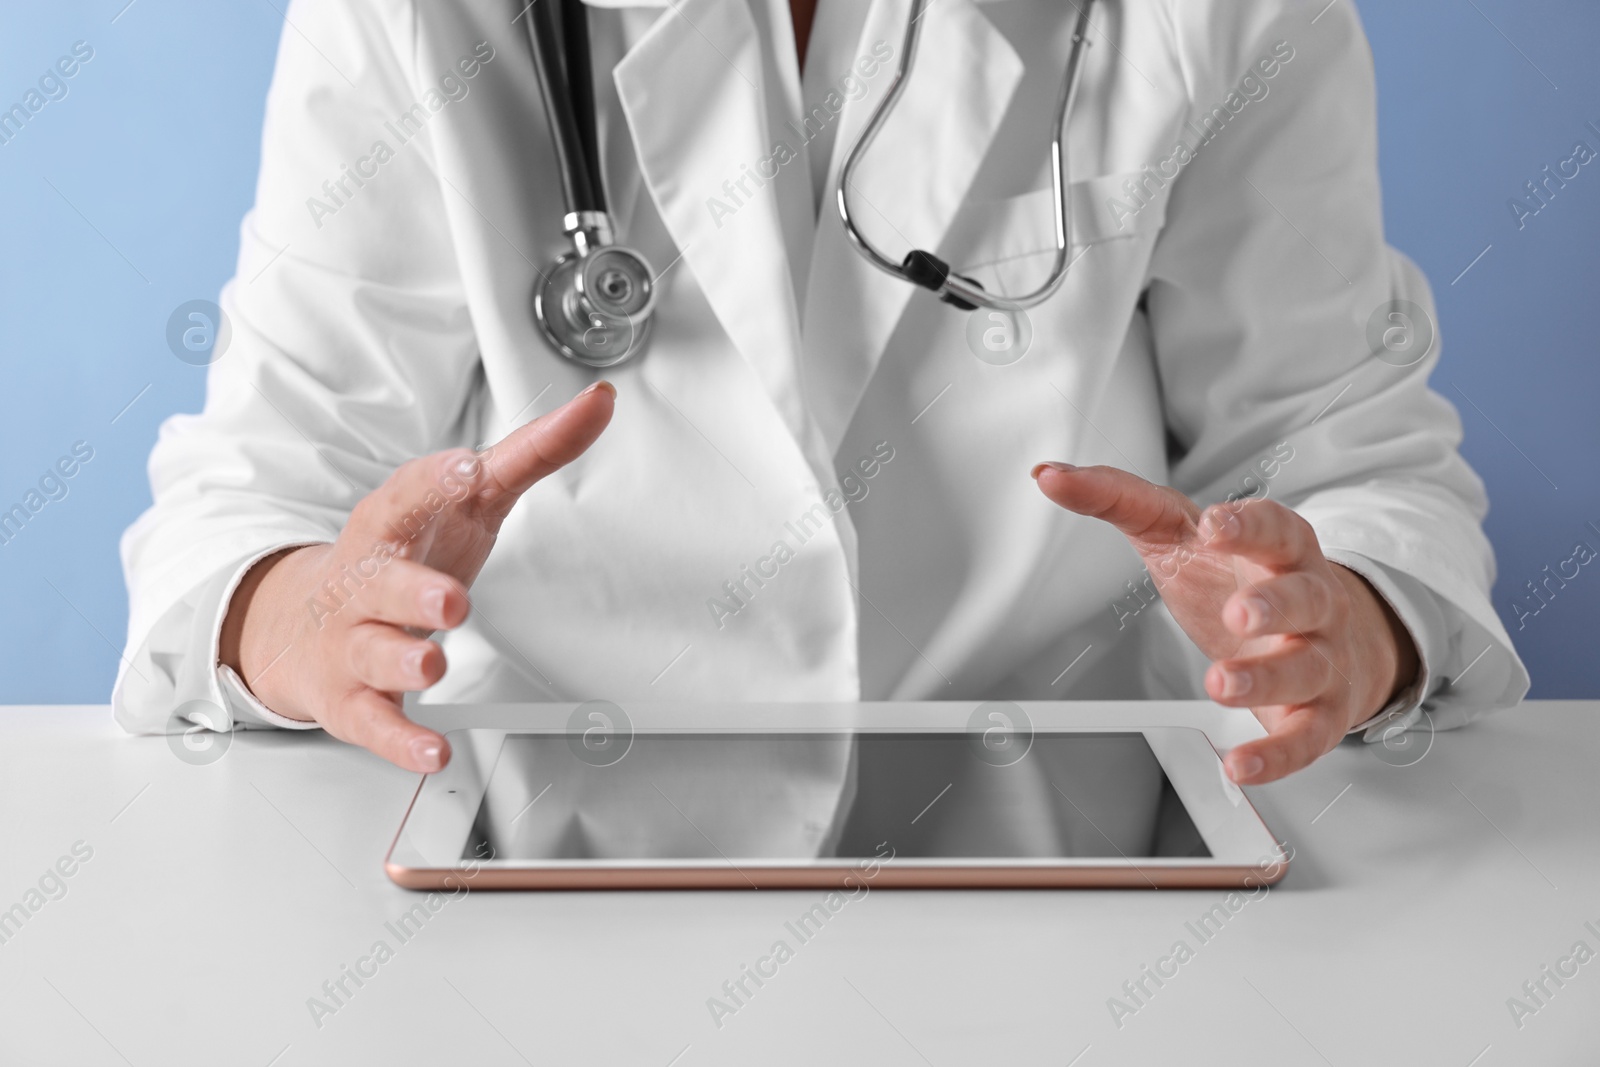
[940,171,1172,296]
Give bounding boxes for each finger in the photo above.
[1206,638,1337,708]
[1225,705,1343,784]
[1223,571,1338,638]
[479,380,616,500]
[1031,462,1198,548]
[1197,498,1320,569]
[346,558,469,631]
[347,622,446,693]
[345,451,467,555]
[322,688,451,773]
[342,382,615,550]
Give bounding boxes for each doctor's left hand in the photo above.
[1032,462,1420,786]
[220,382,616,773]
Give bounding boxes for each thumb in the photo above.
[481,381,615,499]
[1031,462,1198,548]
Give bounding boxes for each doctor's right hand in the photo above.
[218,381,616,773]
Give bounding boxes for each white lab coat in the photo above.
[115,0,1529,736]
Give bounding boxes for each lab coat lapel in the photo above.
[613,0,812,441]
[801,0,1023,455]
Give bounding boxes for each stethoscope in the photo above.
[524,0,657,368]
[524,0,1097,367]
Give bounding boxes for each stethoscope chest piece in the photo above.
[534,212,656,368]
[525,0,657,368]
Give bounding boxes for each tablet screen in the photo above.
[461,732,1209,863]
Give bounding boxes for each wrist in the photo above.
[220,544,328,719]
[1331,562,1421,723]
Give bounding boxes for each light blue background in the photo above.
[1,1,1596,703]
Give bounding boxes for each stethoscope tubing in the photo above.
[838,0,1098,313]
[528,0,1099,366]
[525,0,604,213]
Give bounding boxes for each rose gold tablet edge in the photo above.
[382,729,1293,891]
[384,860,1287,892]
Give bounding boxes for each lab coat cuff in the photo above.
[217,663,322,731]
[1323,550,1436,740]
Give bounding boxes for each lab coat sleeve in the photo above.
[1144,0,1529,729]
[114,0,483,733]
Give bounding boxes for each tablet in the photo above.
[386,723,1288,890]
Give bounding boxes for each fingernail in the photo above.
[1230,753,1265,781]
[1030,461,1077,480]
[581,380,617,398]
[1218,667,1252,699]
[424,586,447,625]
[1200,506,1240,543]
[454,455,480,478]
[410,736,443,772]
[1241,595,1270,630]
[406,647,427,680]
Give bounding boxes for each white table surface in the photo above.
[0,700,1595,1067]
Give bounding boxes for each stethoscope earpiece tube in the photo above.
[839,0,1098,314]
